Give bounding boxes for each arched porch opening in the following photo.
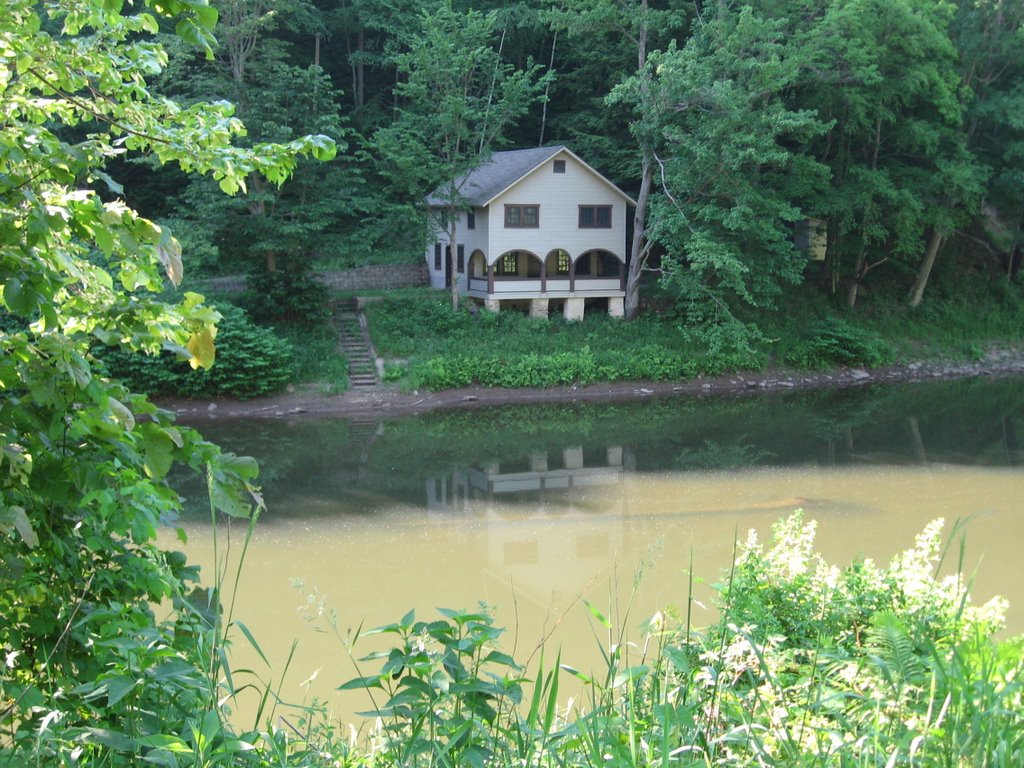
[468,249,486,279]
[573,249,623,278]
[545,249,571,277]
[493,249,543,279]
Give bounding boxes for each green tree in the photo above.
[375,0,547,311]
[0,0,333,761]
[630,7,830,341]
[154,0,352,275]
[552,0,689,320]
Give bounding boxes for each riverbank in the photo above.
[159,346,1024,420]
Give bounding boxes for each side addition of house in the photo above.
[425,146,636,320]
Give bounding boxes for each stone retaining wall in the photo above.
[202,263,428,294]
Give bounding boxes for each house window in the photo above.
[557,251,570,273]
[457,244,465,273]
[553,160,566,173]
[500,252,518,275]
[579,205,612,228]
[434,243,442,271]
[467,210,475,230]
[505,204,539,228]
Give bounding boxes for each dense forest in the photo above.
[125,0,1024,334]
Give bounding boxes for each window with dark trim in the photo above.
[467,210,475,229]
[434,243,442,270]
[553,160,566,173]
[505,204,539,228]
[557,251,570,274]
[579,205,612,228]
[457,244,465,273]
[500,252,518,274]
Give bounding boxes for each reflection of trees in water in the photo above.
[183,378,1024,518]
[675,439,771,470]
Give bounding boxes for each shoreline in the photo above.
[158,349,1024,421]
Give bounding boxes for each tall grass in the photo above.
[334,512,1023,767]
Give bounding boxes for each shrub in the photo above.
[101,303,295,399]
[786,318,895,369]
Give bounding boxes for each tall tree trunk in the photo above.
[847,245,866,308]
[907,228,945,307]
[624,0,650,321]
[356,29,365,109]
[538,31,557,147]
[625,153,652,320]
[449,212,460,311]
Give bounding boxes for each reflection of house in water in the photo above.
[427,446,633,609]
[427,445,628,514]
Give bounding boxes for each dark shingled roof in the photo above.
[426,146,565,207]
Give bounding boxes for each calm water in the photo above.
[169,378,1024,725]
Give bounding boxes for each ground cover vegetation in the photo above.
[364,273,1024,389]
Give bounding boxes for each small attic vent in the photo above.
[553,159,566,173]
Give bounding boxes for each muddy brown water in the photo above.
[168,377,1024,727]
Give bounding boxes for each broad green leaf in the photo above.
[337,675,383,691]
[187,328,216,369]
[105,675,138,706]
[141,426,174,480]
[157,231,183,287]
[108,397,135,431]
[3,277,34,316]
[0,506,38,548]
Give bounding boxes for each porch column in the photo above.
[569,257,575,294]
[540,257,547,293]
[487,263,495,294]
[619,260,626,291]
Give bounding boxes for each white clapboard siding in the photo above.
[486,151,627,265]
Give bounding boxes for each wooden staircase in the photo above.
[333,298,378,388]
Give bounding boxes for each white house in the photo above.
[425,146,636,320]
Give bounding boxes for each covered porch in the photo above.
[466,249,626,319]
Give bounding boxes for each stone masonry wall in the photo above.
[202,263,428,295]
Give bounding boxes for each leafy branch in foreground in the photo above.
[0,0,335,763]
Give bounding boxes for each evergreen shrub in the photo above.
[101,303,295,399]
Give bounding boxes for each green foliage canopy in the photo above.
[0,0,333,760]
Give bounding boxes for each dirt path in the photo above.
[155,347,1024,421]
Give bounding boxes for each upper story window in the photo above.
[553,160,566,173]
[457,244,465,273]
[434,243,442,270]
[579,205,612,229]
[467,210,475,230]
[505,204,539,228]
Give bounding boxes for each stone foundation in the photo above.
[608,297,625,318]
[563,297,585,322]
[484,298,501,313]
[529,298,549,318]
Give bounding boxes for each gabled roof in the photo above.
[426,146,637,208]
